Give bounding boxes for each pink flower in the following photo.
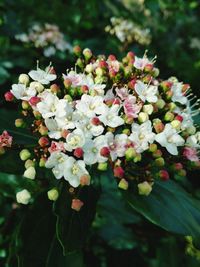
[0,131,13,148]
[123,95,142,119]
[116,87,129,100]
[183,147,199,162]
[48,141,65,153]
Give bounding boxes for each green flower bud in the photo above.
[171,120,181,130]
[47,188,59,201]
[25,159,35,169]
[20,149,31,161]
[138,112,149,123]
[164,112,174,122]
[125,147,136,161]
[15,118,25,128]
[143,104,154,115]
[149,143,157,153]
[138,181,152,196]
[118,179,129,190]
[30,81,44,93]
[16,189,31,205]
[97,162,108,171]
[155,157,165,167]
[18,74,29,85]
[156,99,165,109]
[23,166,36,180]
[22,100,30,110]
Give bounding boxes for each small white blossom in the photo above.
[45,152,69,179]
[135,81,158,103]
[65,128,85,152]
[16,189,31,205]
[171,82,187,105]
[11,84,36,101]
[29,64,56,84]
[99,104,124,128]
[155,124,185,155]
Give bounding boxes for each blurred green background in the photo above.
[0,0,200,266]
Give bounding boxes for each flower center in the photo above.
[68,135,81,146]
[72,164,79,175]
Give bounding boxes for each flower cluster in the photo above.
[4,47,200,205]
[0,130,12,154]
[105,17,151,46]
[15,23,72,57]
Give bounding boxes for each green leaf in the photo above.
[0,109,37,145]
[8,194,84,267]
[123,180,200,239]
[53,181,100,254]
[0,150,24,174]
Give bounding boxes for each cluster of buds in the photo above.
[15,23,72,57]
[105,17,151,46]
[4,46,200,209]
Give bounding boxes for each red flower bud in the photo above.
[64,79,72,89]
[38,137,49,147]
[128,79,136,90]
[175,115,183,122]
[71,199,84,211]
[144,64,154,72]
[174,163,183,170]
[127,51,135,60]
[108,54,116,61]
[114,166,124,178]
[74,147,83,158]
[99,60,108,69]
[80,85,89,94]
[159,170,169,181]
[4,91,14,102]
[73,45,82,56]
[29,96,40,106]
[91,117,100,125]
[100,147,110,157]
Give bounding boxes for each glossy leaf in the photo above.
[123,180,200,238]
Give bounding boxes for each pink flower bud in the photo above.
[174,163,183,170]
[100,147,110,157]
[159,170,169,181]
[175,115,183,122]
[127,51,135,60]
[38,137,49,148]
[144,63,154,72]
[29,96,40,106]
[64,79,72,89]
[50,84,60,94]
[108,54,116,61]
[4,91,14,102]
[99,60,108,69]
[73,45,82,56]
[80,175,90,186]
[128,79,136,90]
[114,166,124,178]
[80,85,89,94]
[71,199,84,211]
[91,117,100,126]
[74,147,83,158]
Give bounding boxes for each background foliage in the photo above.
[0,0,200,266]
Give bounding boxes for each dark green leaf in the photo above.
[53,181,100,254]
[123,180,200,238]
[0,108,37,145]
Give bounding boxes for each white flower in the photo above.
[76,94,106,118]
[155,124,185,155]
[171,82,187,105]
[63,157,89,187]
[65,128,85,152]
[45,152,68,179]
[135,81,158,103]
[75,117,104,138]
[37,92,67,118]
[83,136,108,165]
[11,84,36,101]
[16,189,31,205]
[186,133,200,148]
[45,118,62,139]
[129,121,155,153]
[105,132,128,161]
[29,64,56,84]
[133,56,151,70]
[99,104,124,128]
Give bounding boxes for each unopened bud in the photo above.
[39,125,48,136]
[149,143,157,153]
[118,179,129,190]
[100,147,110,157]
[4,91,14,102]
[29,96,40,106]
[164,112,174,122]
[30,81,44,93]
[50,84,60,94]
[0,147,5,155]
[38,137,49,147]
[168,102,177,111]
[39,157,47,167]
[138,112,149,123]
[125,147,136,161]
[186,126,196,135]
[114,166,124,178]
[153,149,162,158]
[97,162,108,171]
[20,149,31,161]
[23,166,36,179]
[33,110,41,119]
[156,99,165,109]
[138,181,152,196]
[133,153,142,162]
[85,64,94,73]
[171,120,181,130]
[74,147,83,158]
[143,104,154,115]
[15,118,25,128]
[95,67,104,76]
[47,188,59,201]
[64,79,72,89]
[80,174,90,186]
[154,121,164,133]
[16,189,31,205]
[155,157,165,167]
[71,199,84,211]
[19,74,29,85]
[159,170,169,181]
[21,100,30,110]
[64,94,73,102]
[122,128,130,135]
[83,48,92,60]
[25,159,35,169]
[73,45,82,56]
